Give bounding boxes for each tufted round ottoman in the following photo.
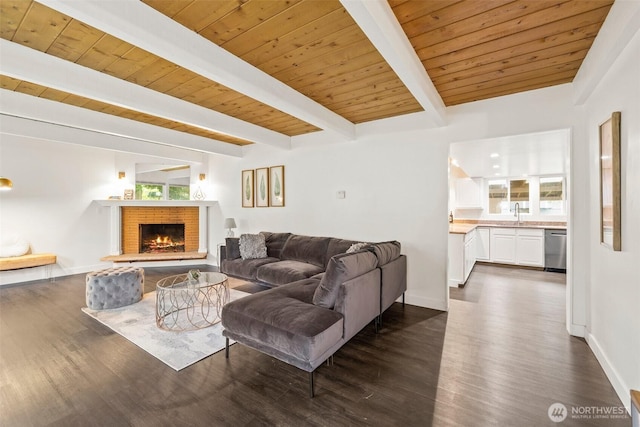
[86,267,144,310]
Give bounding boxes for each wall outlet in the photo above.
[336,190,346,199]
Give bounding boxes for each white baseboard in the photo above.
[568,323,586,338]
[587,332,631,414]
[405,292,448,311]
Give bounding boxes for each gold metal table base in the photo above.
[155,272,229,331]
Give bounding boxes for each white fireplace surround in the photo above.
[94,200,218,256]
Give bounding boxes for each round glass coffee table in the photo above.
[155,272,229,331]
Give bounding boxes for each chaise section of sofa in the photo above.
[222,249,381,397]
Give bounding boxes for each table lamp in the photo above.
[224,218,237,237]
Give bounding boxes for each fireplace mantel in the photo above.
[94,200,218,207]
[94,200,218,256]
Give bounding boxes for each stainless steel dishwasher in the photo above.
[545,229,567,272]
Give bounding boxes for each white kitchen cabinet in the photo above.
[448,229,476,287]
[476,227,490,261]
[489,227,545,267]
[490,228,517,264]
[516,228,545,267]
[455,178,482,209]
[463,231,476,282]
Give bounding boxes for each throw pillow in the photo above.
[225,237,241,260]
[239,233,267,260]
[346,242,370,253]
[0,235,30,258]
[312,251,378,309]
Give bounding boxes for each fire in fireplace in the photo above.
[139,224,185,253]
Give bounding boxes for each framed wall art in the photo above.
[599,111,621,251]
[241,169,254,208]
[255,167,269,207]
[269,165,285,207]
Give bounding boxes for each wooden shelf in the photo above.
[0,253,56,271]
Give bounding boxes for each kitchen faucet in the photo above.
[514,202,521,226]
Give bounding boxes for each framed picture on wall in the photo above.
[599,111,621,251]
[269,165,285,207]
[241,169,254,208]
[255,167,269,207]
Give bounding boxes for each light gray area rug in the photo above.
[82,289,249,371]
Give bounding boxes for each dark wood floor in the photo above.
[0,264,628,426]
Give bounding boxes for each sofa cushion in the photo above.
[221,257,279,281]
[222,279,344,365]
[260,232,292,259]
[371,241,401,265]
[325,238,360,266]
[225,237,241,260]
[313,251,378,309]
[256,260,324,286]
[280,235,330,268]
[240,234,267,260]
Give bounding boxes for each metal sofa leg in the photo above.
[225,337,229,359]
[309,371,315,398]
[402,292,405,307]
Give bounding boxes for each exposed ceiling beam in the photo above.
[38,0,356,141]
[340,0,446,127]
[0,39,288,149]
[0,114,210,163]
[0,89,243,158]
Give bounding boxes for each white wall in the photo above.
[209,128,451,310]
[0,134,114,284]
[583,27,640,411]
[0,133,213,285]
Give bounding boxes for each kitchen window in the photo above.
[509,179,530,213]
[540,177,564,215]
[487,178,531,214]
[488,179,508,214]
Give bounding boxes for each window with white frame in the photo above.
[509,179,530,214]
[539,177,564,215]
[135,183,190,201]
[488,179,508,214]
[488,178,531,214]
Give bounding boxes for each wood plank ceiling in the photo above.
[0,0,614,149]
[390,0,613,105]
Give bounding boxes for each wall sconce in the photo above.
[0,177,13,191]
[199,173,206,181]
[118,171,126,180]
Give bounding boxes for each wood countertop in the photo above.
[449,222,566,234]
[449,224,477,234]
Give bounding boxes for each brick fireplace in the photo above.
[96,200,217,261]
[121,206,198,254]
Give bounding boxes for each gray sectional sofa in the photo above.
[219,232,407,396]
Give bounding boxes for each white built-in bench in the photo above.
[0,253,57,271]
